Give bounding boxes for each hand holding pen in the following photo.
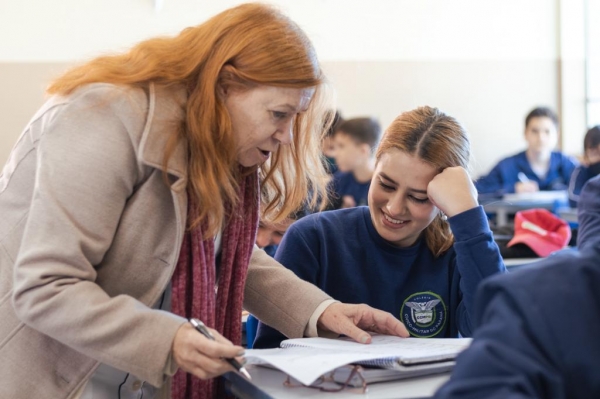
[190,318,252,380]
[516,172,539,193]
[171,318,250,380]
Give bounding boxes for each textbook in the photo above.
[244,334,471,386]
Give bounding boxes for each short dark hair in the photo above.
[584,125,600,151]
[335,117,381,149]
[525,107,559,129]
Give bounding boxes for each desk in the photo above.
[504,258,540,268]
[482,191,568,227]
[229,365,450,399]
[557,207,578,224]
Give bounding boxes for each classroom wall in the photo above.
[0,0,564,177]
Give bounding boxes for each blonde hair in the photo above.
[47,3,332,236]
[376,106,470,256]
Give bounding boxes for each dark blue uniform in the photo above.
[330,171,371,207]
[475,151,578,196]
[568,162,600,207]
[253,206,505,348]
[435,175,600,399]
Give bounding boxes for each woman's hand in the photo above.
[427,166,478,218]
[171,323,245,379]
[317,302,410,344]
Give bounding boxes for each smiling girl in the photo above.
[253,106,506,347]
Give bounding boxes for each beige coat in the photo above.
[0,83,330,398]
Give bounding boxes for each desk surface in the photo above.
[240,365,450,399]
[482,190,568,227]
[504,258,541,267]
[557,207,578,223]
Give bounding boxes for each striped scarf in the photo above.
[171,170,259,399]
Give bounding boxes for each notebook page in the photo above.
[282,335,471,364]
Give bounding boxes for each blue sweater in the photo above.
[253,206,505,349]
[475,151,578,196]
[568,162,600,207]
[331,171,371,207]
[435,176,600,399]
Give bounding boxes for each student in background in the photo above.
[255,219,291,257]
[476,107,578,196]
[253,106,506,349]
[434,175,600,399]
[568,125,600,207]
[330,117,382,208]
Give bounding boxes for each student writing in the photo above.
[476,107,578,196]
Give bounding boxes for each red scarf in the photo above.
[171,170,259,399]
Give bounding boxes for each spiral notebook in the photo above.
[245,334,471,386]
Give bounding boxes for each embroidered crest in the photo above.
[401,291,447,337]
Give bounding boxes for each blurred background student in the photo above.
[568,125,600,207]
[330,117,382,208]
[475,107,578,196]
[321,110,343,175]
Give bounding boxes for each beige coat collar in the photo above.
[138,82,189,184]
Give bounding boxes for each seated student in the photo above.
[568,125,600,207]
[330,117,382,208]
[255,219,292,257]
[476,107,578,196]
[434,175,600,399]
[253,106,506,349]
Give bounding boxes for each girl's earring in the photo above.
[440,211,448,221]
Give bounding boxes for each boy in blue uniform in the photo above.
[568,125,600,207]
[476,107,578,196]
[330,117,381,208]
[253,107,506,348]
[434,175,600,399]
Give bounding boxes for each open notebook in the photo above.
[245,334,471,386]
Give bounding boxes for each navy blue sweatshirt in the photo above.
[253,205,505,348]
[568,161,600,207]
[435,175,600,399]
[331,171,371,207]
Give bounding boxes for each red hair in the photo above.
[47,3,332,235]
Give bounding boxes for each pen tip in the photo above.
[240,367,252,380]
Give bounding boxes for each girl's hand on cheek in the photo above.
[427,166,478,217]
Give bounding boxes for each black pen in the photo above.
[189,318,252,380]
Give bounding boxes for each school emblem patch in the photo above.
[401,291,446,337]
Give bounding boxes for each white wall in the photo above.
[0,0,566,176]
[0,0,557,62]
